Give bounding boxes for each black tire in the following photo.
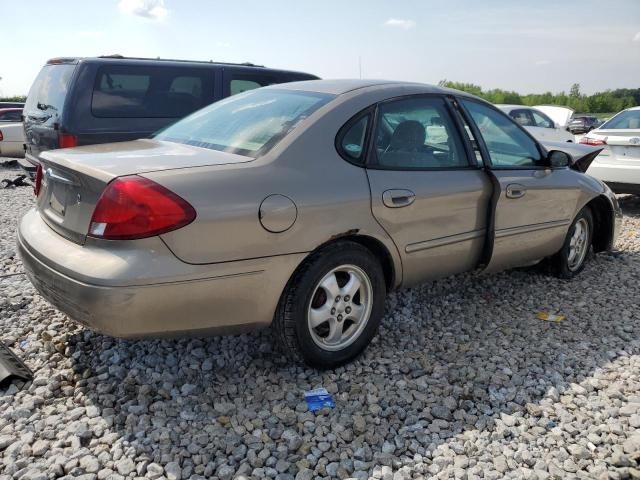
[273,241,386,368]
[549,207,594,279]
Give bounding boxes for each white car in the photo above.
[0,122,25,158]
[581,106,640,194]
[497,105,574,143]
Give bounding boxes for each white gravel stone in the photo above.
[1,165,640,478]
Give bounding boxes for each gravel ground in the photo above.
[0,162,639,480]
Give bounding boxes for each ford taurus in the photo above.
[18,80,622,368]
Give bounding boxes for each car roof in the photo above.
[495,104,534,112]
[266,78,478,97]
[45,56,317,77]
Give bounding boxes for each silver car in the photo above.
[18,80,622,368]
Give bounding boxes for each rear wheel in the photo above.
[549,207,594,278]
[273,241,386,368]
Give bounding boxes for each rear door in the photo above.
[23,63,77,163]
[364,95,492,287]
[460,99,581,272]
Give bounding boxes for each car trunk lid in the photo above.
[595,129,640,162]
[37,139,252,244]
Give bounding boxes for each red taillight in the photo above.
[34,164,43,197]
[0,130,4,142]
[58,132,78,148]
[88,176,196,240]
[579,137,607,146]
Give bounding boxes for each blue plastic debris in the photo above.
[304,388,335,412]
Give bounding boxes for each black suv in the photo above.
[567,115,601,135]
[20,56,318,176]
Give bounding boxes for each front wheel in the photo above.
[273,241,386,368]
[549,207,594,278]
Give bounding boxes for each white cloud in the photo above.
[384,18,416,30]
[535,59,550,66]
[633,31,640,42]
[118,0,167,20]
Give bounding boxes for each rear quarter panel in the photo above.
[152,88,404,283]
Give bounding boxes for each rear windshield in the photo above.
[600,110,640,130]
[91,65,213,118]
[155,88,334,157]
[24,64,76,117]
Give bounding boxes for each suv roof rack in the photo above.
[96,54,265,67]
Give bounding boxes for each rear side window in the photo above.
[91,66,211,118]
[372,96,468,169]
[337,114,370,164]
[0,110,22,121]
[227,72,315,96]
[230,79,262,95]
[24,64,76,117]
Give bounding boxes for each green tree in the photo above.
[437,80,640,113]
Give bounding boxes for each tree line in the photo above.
[0,95,27,102]
[4,83,639,114]
[438,81,639,114]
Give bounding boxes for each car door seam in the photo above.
[405,229,486,253]
[495,219,571,239]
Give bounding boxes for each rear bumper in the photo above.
[18,208,306,338]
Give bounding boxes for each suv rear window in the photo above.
[24,64,76,117]
[91,65,211,118]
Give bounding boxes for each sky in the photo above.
[1,0,639,97]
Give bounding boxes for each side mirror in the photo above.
[548,150,571,168]
[554,122,561,129]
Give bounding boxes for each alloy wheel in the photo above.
[307,264,373,351]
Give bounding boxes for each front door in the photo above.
[365,95,492,287]
[460,99,582,272]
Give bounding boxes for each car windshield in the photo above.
[600,110,640,130]
[155,88,335,157]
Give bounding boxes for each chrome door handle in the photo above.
[506,183,527,199]
[382,189,416,208]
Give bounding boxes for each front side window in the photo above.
[531,110,553,128]
[92,66,211,118]
[462,100,543,168]
[155,88,334,157]
[373,97,468,169]
[600,109,640,129]
[509,109,534,127]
